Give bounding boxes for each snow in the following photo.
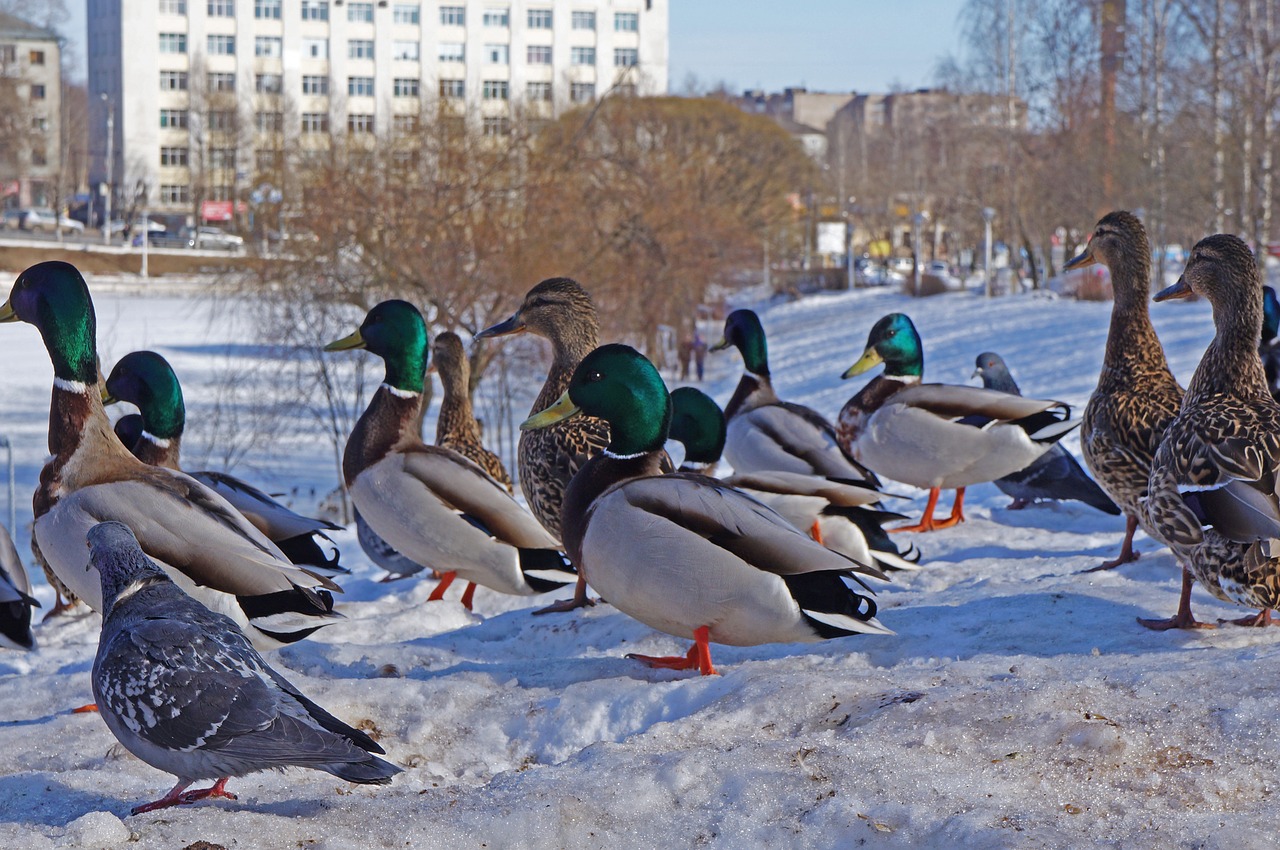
[2,269,1280,848]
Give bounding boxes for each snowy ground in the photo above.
[2,267,1280,849]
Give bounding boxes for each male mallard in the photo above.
[837,313,1078,532]
[523,344,891,676]
[0,262,339,648]
[668,386,919,573]
[1141,235,1280,630]
[103,350,345,574]
[712,309,877,485]
[1063,211,1183,569]
[1259,285,1280,402]
[0,523,37,650]
[972,352,1119,515]
[326,300,575,610]
[431,332,513,493]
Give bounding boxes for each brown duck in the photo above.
[431,331,513,493]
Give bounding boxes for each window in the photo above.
[207,0,233,16]
[439,78,464,98]
[440,5,464,25]
[30,84,45,99]
[256,73,283,94]
[159,33,187,53]
[393,4,419,23]
[482,116,510,136]
[255,37,282,58]
[485,44,509,64]
[570,82,595,102]
[208,34,235,55]
[208,72,236,92]
[482,80,508,100]
[348,76,374,96]
[209,148,236,168]
[393,114,419,133]
[159,0,187,14]
[570,47,595,65]
[31,147,46,166]
[31,116,48,132]
[160,146,189,166]
[160,70,188,91]
[301,112,329,132]
[303,38,328,58]
[29,49,45,65]
[393,78,419,97]
[302,75,328,95]
[208,109,236,131]
[615,12,638,32]
[571,10,595,29]
[208,185,234,201]
[254,0,281,19]
[160,185,189,204]
[160,109,189,128]
[348,113,375,133]
[256,149,281,171]
[527,8,551,28]
[393,41,419,60]
[614,48,637,67]
[0,46,13,65]
[438,42,464,62]
[527,45,551,64]
[301,0,328,20]
[527,81,551,101]
[349,40,374,59]
[256,111,284,132]
[348,2,373,22]
[483,8,509,27]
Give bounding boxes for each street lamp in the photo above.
[911,212,927,297]
[100,93,114,245]
[982,207,996,297]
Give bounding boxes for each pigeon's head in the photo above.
[88,521,169,609]
[972,352,1019,394]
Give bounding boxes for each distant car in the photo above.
[2,209,24,230]
[15,208,85,233]
[889,257,914,274]
[187,226,245,250]
[110,218,167,236]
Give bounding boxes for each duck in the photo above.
[1062,211,1184,569]
[0,523,37,650]
[431,331,513,493]
[1140,234,1280,630]
[711,309,878,486]
[972,352,1119,515]
[325,299,576,610]
[1259,285,1280,402]
[667,386,920,573]
[522,343,891,676]
[0,261,341,648]
[103,350,346,575]
[837,313,1078,532]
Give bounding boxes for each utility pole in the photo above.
[982,207,996,297]
[100,93,114,245]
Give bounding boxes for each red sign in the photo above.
[201,200,234,221]
[0,181,18,198]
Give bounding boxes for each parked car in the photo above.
[110,218,167,237]
[186,226,245,250]
[1,209,25,230]
[14,207,85,233]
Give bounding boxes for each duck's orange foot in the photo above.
[426,571,456,602]
[1137,613,1215,631]
[42,595,80,622]
[627,626,718,676]
[71,703,99,714]
[1222,609,1275,627]
[532,574,594,615]
[1082,515,1141,573]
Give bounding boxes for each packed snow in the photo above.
[2,267,1280,849]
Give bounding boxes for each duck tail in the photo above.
[238,586,342,645]
[273,532,348,575]
[518,548,577,592]
[783,571,894,638]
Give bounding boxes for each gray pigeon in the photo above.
[88,521,401,815]
[972,353,1119,515]
[0,522,37,650]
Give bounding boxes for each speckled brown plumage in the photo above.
[431,332,513,493]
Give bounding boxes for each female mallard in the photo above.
[523,344,891,676]
[0,262,339,648]
[0,523,37,650]
[712,309,877,486]
[325,300,575,610]
[1141,235,1280,630]
[103,350,345,574]
[837,313,1077,532]
[668,386,919,574]
[431,331,513,493]
[1063,211,1183,569]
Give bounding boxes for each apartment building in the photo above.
[87,0,668,216]
[0,12,62,208]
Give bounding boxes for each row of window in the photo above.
[158,0,639,31]
[0,46,47,65]
[159,70,585,99]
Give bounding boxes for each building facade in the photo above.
[0,13,62,209]
[87,0,668,218]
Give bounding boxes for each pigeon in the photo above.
[88,521,401,815]
[972,352,1119,514]
[0,522,37,650]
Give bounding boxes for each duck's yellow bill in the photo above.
[1153,276,1192,302]
[709,337,730,352]
[842,348,882,379]
[0,299,15,323]
[1062,246,1096,271]
[521,391,580,430]
[101,387,118,405]
[324,329,366,351]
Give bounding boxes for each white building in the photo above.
[87,0,669,218]
[0,12,62,208]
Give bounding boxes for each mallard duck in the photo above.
[1259,285,1280,402]
[103,350,346,574]
[972,352,1119,515]
[1063,211,1183,569]
[837,313,1078,533]
[1140,235,1280,629]
[431,331,513,493]
[0,261,340,648]
[0,523,37,650]
[667,386,919,573]
[325,300,576,610]
[712,309,877,485]
[522,344,891,676]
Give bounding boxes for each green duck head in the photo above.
[325,300,428,394]
[667,387,726,465]
[712,309,769,376]
[1,261,98,386]
[1262,286,1279,343]
[521,343,671,457]
[103,350,186,440]
[843,313,924,380]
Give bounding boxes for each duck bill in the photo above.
[1062,245,1096,271]
[521,391,581,430]
[324,329,366,351]
[1153,276,1192,302]
[709,337,730,352]
[0,298,15,323]
[842,348,883,379]
[476,313,525,339]
[101,387,118,405]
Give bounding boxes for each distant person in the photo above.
[692,329,708,381]
[678,337,693,380]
